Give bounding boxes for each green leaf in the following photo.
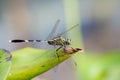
[0,49,12,80]
[7,47,82,80]
[77,51,120,80]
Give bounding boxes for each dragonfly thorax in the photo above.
[48,36,71,46]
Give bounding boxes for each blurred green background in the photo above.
[0,0,120,80]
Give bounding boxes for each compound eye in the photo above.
[68,39,71,42]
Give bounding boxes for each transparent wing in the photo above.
[56,24,79,36]
[45,19,61,63]
[46,19,60,40]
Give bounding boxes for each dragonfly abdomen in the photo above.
[9,39,47,43]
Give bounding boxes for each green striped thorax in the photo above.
[48,36,71,46]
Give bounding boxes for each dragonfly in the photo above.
[9,20,79,60]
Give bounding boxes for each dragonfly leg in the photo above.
[56,46,63,52]
[54,41,66,62]
[53,45,61,63]
[55,45,63,62]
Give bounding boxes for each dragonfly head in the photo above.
[65,39,71,45]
